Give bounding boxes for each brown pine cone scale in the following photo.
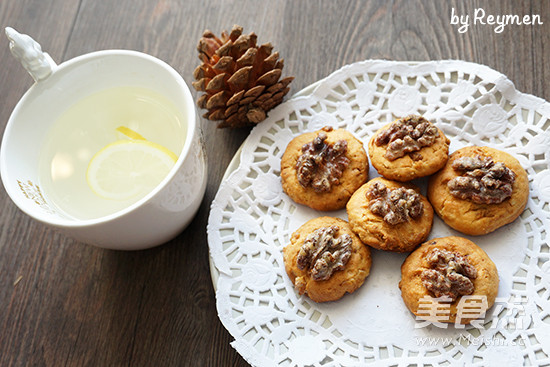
[193,25,294,128]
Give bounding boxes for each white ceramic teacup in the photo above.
[0,28,207,250]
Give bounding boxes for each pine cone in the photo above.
[193,25,294,128]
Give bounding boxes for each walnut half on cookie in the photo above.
[368,115,450,182]
[283,217,372,302]
[399,236,499,325]
[281,127,369,211]
[428,146,529,235]
[346,177,434,252]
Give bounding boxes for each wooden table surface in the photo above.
[0,1,548,366]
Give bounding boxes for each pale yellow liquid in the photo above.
[39,86,186,220]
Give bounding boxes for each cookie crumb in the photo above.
[13,275,23,286]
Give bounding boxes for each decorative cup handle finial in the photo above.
[5,27,57,82]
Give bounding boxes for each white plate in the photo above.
[207,60,550,366]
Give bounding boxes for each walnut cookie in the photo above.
[399,236,499,325]
[283,216,372,303]
[428,146,529,236]
[281,127,369,211]
[368,115,450,182]
[346,177,434,252]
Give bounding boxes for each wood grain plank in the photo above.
[0,0,81,121]
[0,1,82,366]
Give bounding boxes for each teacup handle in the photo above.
[5,27,57,82]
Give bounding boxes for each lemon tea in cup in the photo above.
[1,29,207,249]
[39,86,187,219]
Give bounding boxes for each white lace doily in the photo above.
[207,60,550,366]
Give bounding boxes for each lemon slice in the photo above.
[116,126,147,140]
[87,140,177,200]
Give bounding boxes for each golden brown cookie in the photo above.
[283,216,372,302]
[399,236,499,325]
[281,127,368,211]
[346,177,434,252]
[427,146,529,236]
[368,115,450,182]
